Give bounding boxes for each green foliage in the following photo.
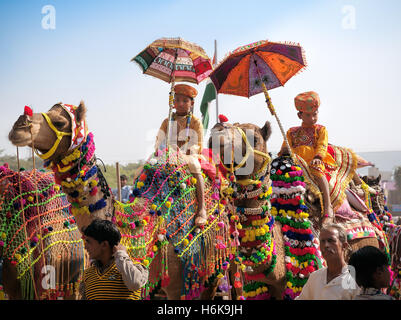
[0,148,144,189]
[394,166,401,190]
[0,148,45,171]
[96,161,145,189]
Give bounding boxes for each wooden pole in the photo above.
[214,39,219,122]
[166,49,178,153]
[116,162,121,202]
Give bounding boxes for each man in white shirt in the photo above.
[296,223,360,300]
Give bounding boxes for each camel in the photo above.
[209,120,387,299]
[292,146,382,254]
[0,164,85,299]
[8,102,231,300]
[208,121,325,300]
[359,175,401,299]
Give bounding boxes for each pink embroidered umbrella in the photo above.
[132,37,213,146]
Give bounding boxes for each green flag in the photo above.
[200,80,216,130]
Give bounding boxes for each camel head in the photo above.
[8,102,87,164]
[208,120,272,180]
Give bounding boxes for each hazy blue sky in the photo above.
[1,0,401,164]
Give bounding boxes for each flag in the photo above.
[200,80,216,130]
[200,42,217,130]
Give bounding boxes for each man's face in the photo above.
[319,228,345,263]
[121,178,127,187]
[84,236,105,260]
[174,94,193,115]
[298,110,319,126]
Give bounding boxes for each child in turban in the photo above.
[155,84,207,227]
[279,91,336,221]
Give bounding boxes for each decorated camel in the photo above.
[0,164,85,299]
[209,120,389,299]
[8,102,232,300]
[208,121,325,299]
[289,145,384,253]
[8,102,390,300]
[358,175,401,299]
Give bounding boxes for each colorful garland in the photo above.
[270,156,324,300]
[222,162,277,300]
[44,132,112,219]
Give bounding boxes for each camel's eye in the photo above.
[53,118,67,129]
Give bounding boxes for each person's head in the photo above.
[173,84,197,115]
[83,219,121,261]
[319,223,349,265]
[294,91,320,126]
[349,246,391,289]
[120,174,128,187]
[297,110,319,126]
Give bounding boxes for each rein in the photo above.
[220,127,271,185]
[34,113,72,160]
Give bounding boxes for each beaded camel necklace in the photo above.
[44,132,112,221]
[223,143,276,300]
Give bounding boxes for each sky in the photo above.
[1,0,401,165]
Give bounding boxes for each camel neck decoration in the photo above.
[0,164,85,300]
[228,168,276,300]
[270,156,324,299]
[43,131,113,228]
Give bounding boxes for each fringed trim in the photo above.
[332,147,358,211]
[293,155,324,216]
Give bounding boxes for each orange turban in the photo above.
[294,91,320,113]
[174,84,198,98]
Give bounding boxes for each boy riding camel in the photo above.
[155,84,207,227]
[279,91,336,222]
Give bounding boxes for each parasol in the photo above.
[209,40,307,157]
[132,37,213,147]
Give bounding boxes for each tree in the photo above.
[0,149,44,172]
[394,166,401,191]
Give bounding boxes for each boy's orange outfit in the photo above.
[284,123,336,179]
[280,91,336,179]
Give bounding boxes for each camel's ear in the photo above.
[76,101,87,123]
[261,121,272,141]
[376,174,381,184]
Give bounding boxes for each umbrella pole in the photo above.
[261,82,296,161]
[165,50,178,158]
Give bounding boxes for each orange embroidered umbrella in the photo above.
[209,40,307,156]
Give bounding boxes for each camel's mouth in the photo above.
[8,134,33,147]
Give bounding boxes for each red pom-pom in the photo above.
[218,114,228,123]
[24,106,33,117]
[161,276,170,288]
